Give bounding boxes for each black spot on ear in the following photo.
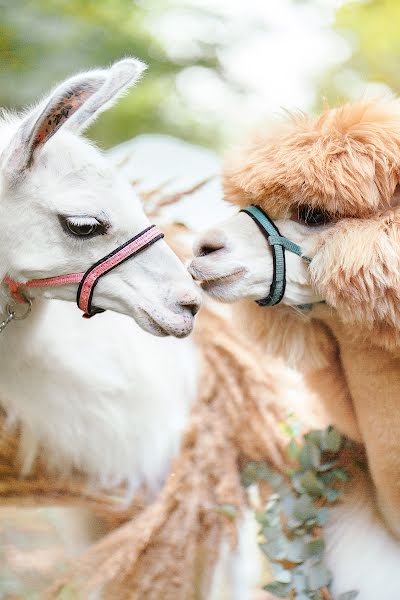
[28,85,94,167]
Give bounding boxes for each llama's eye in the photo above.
[67,221,96,236]
[59,216,107,238]
[296,205,331,226]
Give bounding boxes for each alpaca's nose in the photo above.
[194,230,227,257]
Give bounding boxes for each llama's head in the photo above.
[190,99,400,330]
[0,59,201,338]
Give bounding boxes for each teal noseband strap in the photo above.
[240,205,311,307]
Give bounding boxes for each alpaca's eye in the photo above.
[296,205,331,226]
[59,216,108,238]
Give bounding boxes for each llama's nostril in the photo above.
[178,295,201,317]
[186,301,200,317]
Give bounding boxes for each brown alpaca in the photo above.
[190,98,400,598]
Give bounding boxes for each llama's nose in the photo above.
[176,290,202,316]
[194,230,227,257]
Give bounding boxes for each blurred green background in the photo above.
[0,0,396,150]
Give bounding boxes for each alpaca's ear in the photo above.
[2,58,146,175]
[390,183,400,208]
[310,214,400,327]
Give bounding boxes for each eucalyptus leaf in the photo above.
[304,539,325,559]
[292,472,307,494]
[241,462,272,487]
[304,431,322,447]
[260,534,289,560]
[324,487,341,502]
[262,525,282,540]
[213,503,237,520]
[242,425,351,600]
[338,591,359,599]
[331,467,349,482]
[264,581,292,598]
[272,564,293,584]
[292,495,318,523]
[321,426,342,452]
[287,538,306,563]
[300,471,325,497]
[287,438,301,460]
[317,460,338,472]
[306,561,332,590]
[56,584,80,600]
[316,507,329,526]
[300,441,321,470]
[292,569,307,592]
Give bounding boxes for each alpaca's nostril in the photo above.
[198,242,225,256]
[194,230,228,258]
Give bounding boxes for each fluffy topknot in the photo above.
[224,98,400,219]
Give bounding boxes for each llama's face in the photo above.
[0,59,201,337]
[190,100,400,317]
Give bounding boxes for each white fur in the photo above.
[0,60,201,338]
[190,212,323,306]
[0,299,198,491]
[0,66,202,489]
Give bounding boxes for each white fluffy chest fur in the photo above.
[0,300,199,493]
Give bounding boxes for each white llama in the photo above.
[0,93,264,597]
[0,59,202,491]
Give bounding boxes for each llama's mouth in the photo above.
[136,307,194,338]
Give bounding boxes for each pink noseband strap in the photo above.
[3,225,164,318]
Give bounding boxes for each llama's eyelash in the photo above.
[58,215,110,238]
[66,216,100,227]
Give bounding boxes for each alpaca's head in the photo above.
[191,99,400,329]
[0,59,201,337]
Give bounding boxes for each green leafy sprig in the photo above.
[241,424,358,600]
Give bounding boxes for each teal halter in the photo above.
[240,205,312,307]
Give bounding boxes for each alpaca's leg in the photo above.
[337,336,400,536]
[210,509,265,600]
[325,470,400,600]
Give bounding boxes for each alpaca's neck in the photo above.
[233,300,334,372]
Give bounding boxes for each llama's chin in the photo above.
[134,307,195,338]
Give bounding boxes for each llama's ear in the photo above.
[64,57,146,133]
[2,58,146,175]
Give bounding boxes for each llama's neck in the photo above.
[0,274,8,316]
[0,114,21,313]
[0,297,199,493]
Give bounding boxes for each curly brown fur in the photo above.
[221,97,400,537]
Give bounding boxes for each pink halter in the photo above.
[3,225,164,318]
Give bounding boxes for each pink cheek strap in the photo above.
[77,225,164,317]
[3,225,164,318]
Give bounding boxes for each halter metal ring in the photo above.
[7,295,32,321]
